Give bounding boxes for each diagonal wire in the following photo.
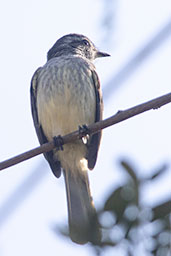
[103,19,171,99]
[0,160,48,228]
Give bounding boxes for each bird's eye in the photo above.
[82,39,90,46]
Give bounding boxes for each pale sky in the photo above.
[0,0,171,255]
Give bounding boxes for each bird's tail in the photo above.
[63,167,101,244]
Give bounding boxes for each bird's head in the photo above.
[47,34,110,61]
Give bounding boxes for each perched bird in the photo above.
[30,34,110,244]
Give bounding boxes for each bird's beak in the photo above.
[96,51,110,58]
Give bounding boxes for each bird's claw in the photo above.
[78,125,90,139]
[53,135,64,151]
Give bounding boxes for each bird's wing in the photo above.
[87,70,103,170]
[30,67,61,178]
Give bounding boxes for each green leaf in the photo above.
[120,160,138,184]
[151,164,169,180]
[152,200,171,221]
[104,186,128,222]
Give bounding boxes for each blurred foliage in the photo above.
[54,160,170,256]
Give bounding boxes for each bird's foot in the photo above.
[79,125,90,138]
[78,125,90,143]
[53,135,64,151]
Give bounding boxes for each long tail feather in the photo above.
[63,168,101,244]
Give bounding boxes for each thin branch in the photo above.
[0,92,171,171]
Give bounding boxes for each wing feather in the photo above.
[87,70,103,170]
[30,68,61,178]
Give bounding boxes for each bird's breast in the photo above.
[36,58,96,141]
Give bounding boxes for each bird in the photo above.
[30,33,110,244]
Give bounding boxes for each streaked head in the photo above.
[47,34,110,61]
